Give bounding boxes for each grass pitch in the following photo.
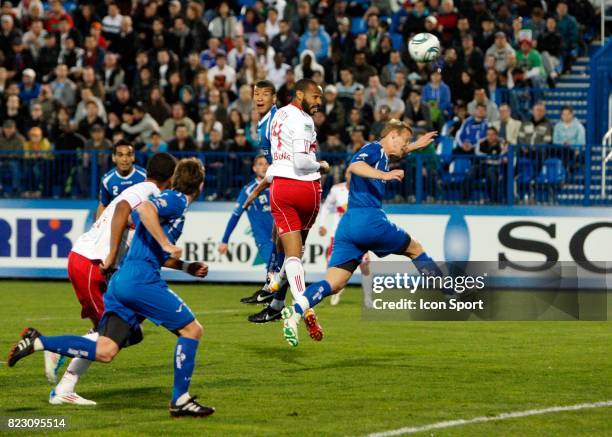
[0,280,610,436]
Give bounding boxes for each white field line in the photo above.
[362,400,612,436]
[23,309,240,322]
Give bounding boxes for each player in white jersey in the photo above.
[318,171,370,305]
[45,153,179,406]
[247,79,330,341]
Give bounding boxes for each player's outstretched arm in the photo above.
[100,200,132,274]
[164,258,208,277]
[403,131,438,154]
[348,161,404,181]
[135,201,182,259]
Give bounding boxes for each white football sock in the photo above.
[285,256,306,301]
[55,332,98,394]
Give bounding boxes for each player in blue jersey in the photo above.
[97,140,147,218]
[218,155,275,302]
[238,80,290,312]
[280,120,443,346]
[8,159,215,417]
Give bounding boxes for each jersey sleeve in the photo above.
[99,181,112,206]
[120,185,154,210]
[150,192,185,220]
[351,143,381,167]
[291,118,316,153]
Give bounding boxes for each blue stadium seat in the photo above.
[536,158,566,184]
[351,17,367,35]
[390,32,404,51]
[442,157,471,183]
[517,158,536,184]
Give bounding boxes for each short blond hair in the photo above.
[380,119,413,139]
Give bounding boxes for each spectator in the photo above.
[196,107,224,149]
[164,70,182,105]
[18,68,40,105]
[0,119,24,196]
[364,74,386,108]
[200,37,225,70]
[236,53,258,87]
[349,126,367,152]
[121,103,160,145]
[0,14,21,57]
[344,108,369,144]
[538,17,562,82]
[160,103,196,141]
[352,84,374,126]
[106,83,133,120]
[405,89,433,134]
[330,16,354,66]
[291,1,312,38]
[224,108,245,141]
[1,95,26,134]
[456,103,488,153]
[267,53,290,91]
[82,34,104,72]
[323,85,346,135]
[8,36,35,76]
[208,2,241,42]
[51,63,76,109]
[265,8,281,40]
[36,32,59,79]
[352,50,377,86]
[271,19,299,65]
[182,51,205,86]
[370,104,392,141]
[381,50,408,86]
[491,104,521,145]
[298,16,331,62]
[227,35,255,72]
[141,130,168,158]
[475,15,496,53]
[480,127,505,155]
[78,123,111,194]
[207,52,237,93]
[336,67,359,109]
[553,106,585,146]
[517,102,553,146]
[515,38,546,89]
[459,34,484,85]
[169,16,196,61]
[555,1,578,71]
[422,68,452,123]
[168,123,197,154]
[80,66,105,99]
[375,82,405,120]
[207,88,228,124]
[22,18,46,59]
[107,16,136,70]
[485,32,515,73]
[102,2,123,36]
[277,68,296,106]
[133,66,154,103]
[23,126,52,197]
[228,84,253,124]
[453,70,476,108]
[468,88,500,123]
[294,49,324,81]
[74,87,107,123]
[22,102,48,138]
[77,100,105,139]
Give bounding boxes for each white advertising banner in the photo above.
[0,201,610,283]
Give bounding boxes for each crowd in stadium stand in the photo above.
[0,0,601,200]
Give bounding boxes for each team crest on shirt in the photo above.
[304,124,312,131]
[157,198,168,207]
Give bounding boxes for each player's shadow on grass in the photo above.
[242,344,307,367]
[3,407,38,413]
[92,386,167,408]
[289,356,415,373]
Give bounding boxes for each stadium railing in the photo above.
[0,144,608,205]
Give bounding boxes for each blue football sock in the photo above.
[39,335,97,361]
[294,280,333,315]
[274,252,285,272]
[172,337,199,404]
[273,281,289,301]
[413,252,453,295]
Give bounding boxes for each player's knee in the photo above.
[180,320,203,340]
[95,337,119,363]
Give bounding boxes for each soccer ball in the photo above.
[408,33,441,63]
